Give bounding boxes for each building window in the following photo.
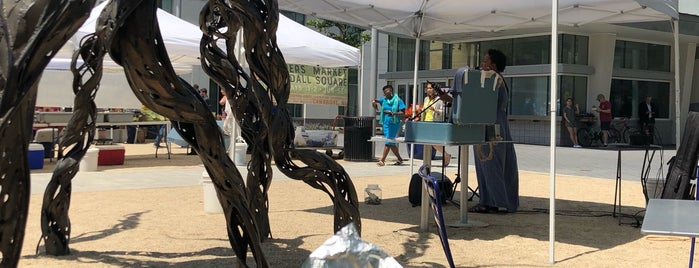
[449,42,479,69]
[509,76,549,116]
[441,43,453,69]
[344,68,358,116]
[507,75,588,117]
[480,39,513,66]
[455,34,588,67]
[614,40,670,72]
[387,36,429,72]
[559,75,588,114]
[609,79,669,118]
[157,0,174,13]
[288,104,304,118]
[512,36,550,65]
[559,34,589,65]
[281,11,305,24]
[393,34,588,73]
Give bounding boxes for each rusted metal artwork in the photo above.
[0,0,361,267]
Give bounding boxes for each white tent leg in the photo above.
[412,37,420,114]
[359,43,365,116]
[549,0,559,264]
[410,37,421,182]
[370,28,378,104]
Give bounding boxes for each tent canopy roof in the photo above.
[280,0,676,42]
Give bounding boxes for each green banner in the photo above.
[288,64,348,106]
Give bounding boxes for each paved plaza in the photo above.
[29,143,676,194]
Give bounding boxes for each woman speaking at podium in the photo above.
[470,49,520,213]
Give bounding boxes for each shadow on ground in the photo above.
[306,195,646,250]
[25,211,312,267]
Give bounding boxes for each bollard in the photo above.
[201,171,223,213]
[79,148,99,172]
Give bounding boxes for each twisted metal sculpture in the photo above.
[199,0,362,241]
[0,0,362,267]
[0,1,96,266]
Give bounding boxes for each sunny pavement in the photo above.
[27,142,676,195]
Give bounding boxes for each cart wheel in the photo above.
[325,149,333,157]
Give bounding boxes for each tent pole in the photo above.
[413,36,427,230]
[370,28,378,159]
[412,37,420,117]
[370,28,378,105]
[549,0,559,264]
[359,42,365,116]
[673,19,681,148]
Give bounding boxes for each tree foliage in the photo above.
[306,18,371,48]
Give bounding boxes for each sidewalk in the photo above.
[20,142,689,267]
[20,142,688,267]
[28,143,676,194]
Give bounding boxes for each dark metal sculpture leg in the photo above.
[200,0,362,238]
[0,0,95,265]
[27,0,360,266]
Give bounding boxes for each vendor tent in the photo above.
[48,1,359,72]
[40,2,360,108]
[279,0,678,263]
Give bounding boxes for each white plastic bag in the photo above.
[302,223,402,268]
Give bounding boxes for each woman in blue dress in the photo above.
[371,85,406,166]
[470,49,520,213]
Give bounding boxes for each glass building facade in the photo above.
[611,40,671,120]
[385,34,671,121]
[386,34,593,117]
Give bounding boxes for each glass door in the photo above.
[394,82,415,108]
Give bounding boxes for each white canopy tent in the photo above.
[40,2,360,109]
[48,1,359,72]
[279,0,678,263]
[41,1,361,166]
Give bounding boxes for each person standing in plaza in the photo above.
[594,94,612,147]
[372,84,406,166]
[199,88,209,101]
[469,49,520,213]
[219,88,228,119]
[563,98,581,148]
[422,81,451,165]
[638,96,657,136]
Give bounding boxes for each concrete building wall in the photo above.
[587,33,616,109]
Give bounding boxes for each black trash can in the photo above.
[344,116,374,161]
